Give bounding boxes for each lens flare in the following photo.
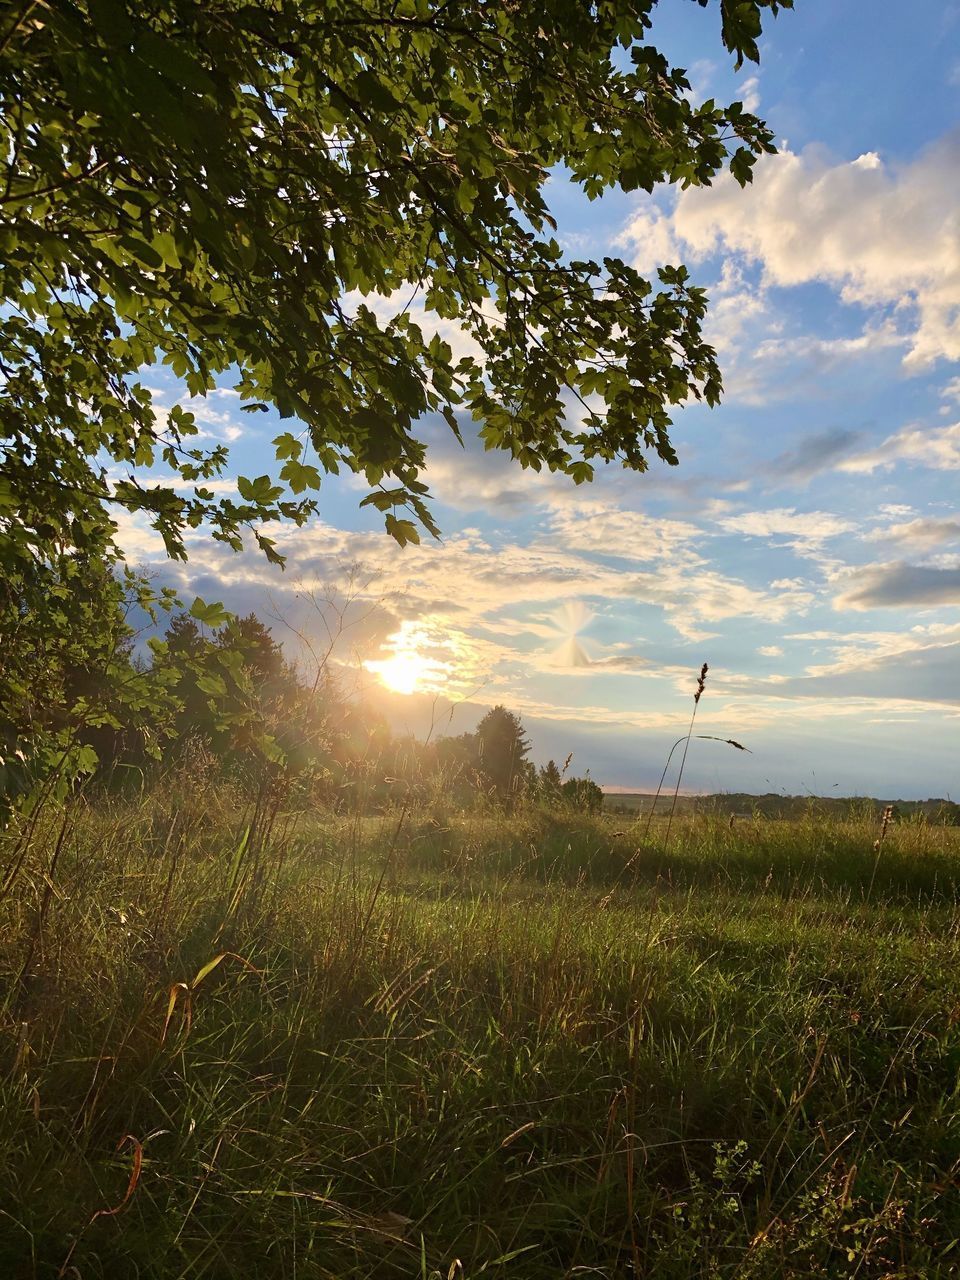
[545,601,595,668]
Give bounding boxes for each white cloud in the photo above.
[615,202,684,276]
[767,621,960,706]
[866,516,960,550]
[110,509,169,562]
[547,505,704,565]
[179,395,245,443]
[635,130,960,368]
[837,420,960,474]
[758,645,783,657]
[702,258,772,360]
[717,507,854,557]
[151,388,246,445]
[137,485,818,692]
[738,75,761,113]
[747,321,905,371]
[681,58,719,105]
[421,424,572,513]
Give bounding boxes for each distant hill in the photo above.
[602,792,960,824]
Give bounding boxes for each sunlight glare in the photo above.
[370,649,430,695]
[365,621,453,696]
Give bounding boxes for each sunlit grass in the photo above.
[1,788,959,1277]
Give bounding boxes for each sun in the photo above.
[365,622,453,696]
[370,649,431,696]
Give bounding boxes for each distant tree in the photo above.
[150,608,289,765]
[429,731,479,806]
[561,775,604,815]
[216,615,305,748]
[538,759,564,805]
[476,706,530,806]
[218,615,286,685]
[155,612,219,746]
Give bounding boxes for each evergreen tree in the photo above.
[539,759,564,805]
[476,706,530,805]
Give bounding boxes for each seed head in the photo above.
[694,662,709,704]
[873,804,895,851]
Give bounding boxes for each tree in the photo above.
[1,0,791,578]
[149,609,307,764]
[538,759,564,805]
[0,551,175,813]
[561,774,604,814]
[153,612,220,746]
[475,706,530,804]
[219,615,288,686]
[434,730,485,806]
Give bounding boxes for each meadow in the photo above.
[2,776,960,1278]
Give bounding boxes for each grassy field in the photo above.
[2,780,960,1278]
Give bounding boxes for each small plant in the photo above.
[866,802,896,900]
[874,803,895,853]
[644,662,751,846]
[664,662,710,846]
[643,731,751,839]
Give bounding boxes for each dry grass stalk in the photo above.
[664,663,708,845]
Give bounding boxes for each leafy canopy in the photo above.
[0,0,791,569]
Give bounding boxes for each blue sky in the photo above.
[121,1,960,799]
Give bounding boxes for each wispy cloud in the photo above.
[738,74,761,113]
[837,420,960,474]
[717,507,854,558]
[765,428,865,484]
[769,620,960,705]
[866,516,960,550]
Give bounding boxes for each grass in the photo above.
[2,780,960,1277]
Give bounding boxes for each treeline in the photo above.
[0,559,600,817]
[134,609,602,814]
[606,791,960,825]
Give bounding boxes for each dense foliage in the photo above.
[1,0,789,568]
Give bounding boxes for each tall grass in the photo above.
[1,783,960,1277]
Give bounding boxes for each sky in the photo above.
[120,1,960,800]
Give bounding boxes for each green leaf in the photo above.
[280,459,321,494]
[152,231,181,269]
[87,0,134,45]
[196,672,227,698]
[0,0,781,594]
[273,432,302,461]
[189,597,229,628]
[134,31,214,94]
[117,235,165,270]
[385,514,421,546]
